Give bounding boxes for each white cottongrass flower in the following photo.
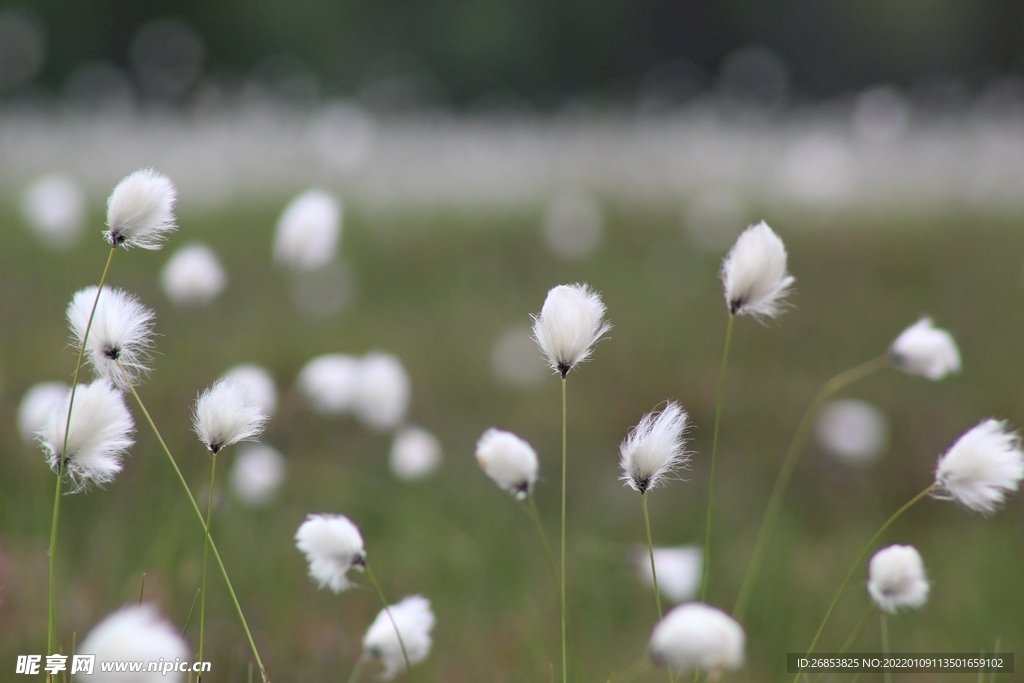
[648,603,745,674]
[230,443,286,507]
[353,352,410,432]
[22,173,86,249]
[363,595,435,680]
[815,399,889,465]
[619,402,689,493]
[390,426,442,481]
[77,604,189,683]
[273,189,342,271]
[532,283,611,377]
[221,364,278,418]
[295,513,365,593]
[297,353,360,416]
[933,419,1024,514]
[192,378,268,453]
[720,221,794,318]
[67,286,155,390]
[867,544,930,613]
[39,380,134,491]
[632,545,702,604]
[160,242,227,307]
[889,317,961,380]
[17,381,70,444]
[104,168,177,249]
[475,428,539,499]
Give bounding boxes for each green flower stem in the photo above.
[641,492,674,683]
[198,451,218,680]
[364,562,414,682]
[560,377,568,683]
[345,653,370,683]
[526,497,558,600]
[809,602,872,683]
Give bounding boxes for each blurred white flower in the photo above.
[160,242,226,307]
[273,189,341,271]
[39,380,134,492]
[632,545,702,604]
[934,419,1024,514]
[490,324,548,389]
[295,513,365,593]
[77,605,189,683]
[297,353,360,417]
[17,381,70,444]
[815,399,888,465]
[390,426,442,481]
[221,364,278,418]
[192,378,268,453]
[363,595,435,680]
[648,603,745,674]
[104,168,177,249]
[532,283,611,377]
[475,428,539,499]
[230,443,286,507]
[353,352,410,432]
[67,286,155,391]
[720,221,794,318]
[867,544,929,614]
[21,173,86,249]
[541,194,604,260]
[619,402,689,493]
[889,317,961,380]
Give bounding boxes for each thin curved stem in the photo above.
[810,602,873,683]
[560,377,568,683]
[345,653,370,683]
[364,562,414,681]
[641,492,674,683]
[792,483,936,683]
[733,355,890,621]
[117,361,270,683]
[198,451,218,680]
[527,497,558,598]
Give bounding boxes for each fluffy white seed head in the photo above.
[632,545,702,604]
[475,428,539,499]
[273,189,342,271]
[619,402,689,493]
[18,381,70,444]
[363,595,435,680]
[353,352,410,432]
[720,221,794,318]
[230,443,286,507]
[815,399,889,465]
[192,378,268,453]
[889,317,961,380]
[390,426,443,481]
[934,419,1024,514]
[22,173,86,249]
[295,513,365,593]
[105,168,177,249]
[867,544,930,614]
[221,364,278,418]
[649,603,745,674]
[39,380,135,492]
[67,286,155,391]
[160,242,226,307]
[532,283,611,377]
[77,604,189,683]
[297,354,360,417]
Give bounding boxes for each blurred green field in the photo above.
[1,198,1022,682]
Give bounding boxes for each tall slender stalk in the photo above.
[47,246,116,671]
[198,451,219,680]
[345,653,370,683]
[733,355,890,621]
[560,377,568,683]
[641,492,674,683]
[809,602,873,683]
[364,562,414,681]
[527,497,558,597]
[793,483,936,683]
[116,362,270,683]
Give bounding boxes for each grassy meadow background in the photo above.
[0,196,1022,681]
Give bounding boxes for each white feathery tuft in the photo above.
[18,381,70,444]
[889,317,961,380]
[77,604,189,683]
[160,242,227,307]
[67,286,155,391]
[230,443,286,507]
[390,426,443,481]
[353,352,410,432]
[532,283,611,377]
[21,173,86,249]
[720,221,794,318]
[297,353,360,417]
[221,364,278,418]
[295,513,365,593]
[475,428,539,499]
[619,401,689,493]
[648,603,745,674]
[39,379,134,492]
[104,168,177,250]
[363,595,435,681]
[632,545,703,604]
[192,378,268,453]
[273,189,342,271]
[933,419,1024,514]
[867,544,930,614]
